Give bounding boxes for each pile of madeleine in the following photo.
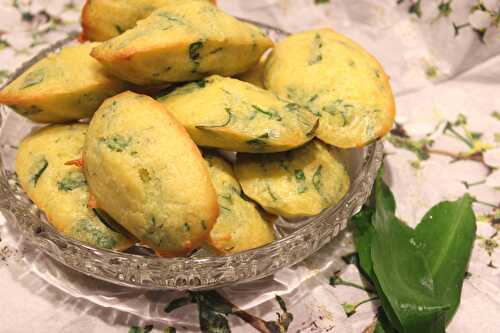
[0,0,394,257]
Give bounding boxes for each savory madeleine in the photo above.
[264,28,395,148]
[204,152,275,254]
[235,140,350,218]
[16,124,132,250]
[91,0,273,85]
[0,43,128,123]
[157,75,317,153]
[83,91,218,257]
[81,0,217,42]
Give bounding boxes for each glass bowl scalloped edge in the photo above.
[0,22,384,290]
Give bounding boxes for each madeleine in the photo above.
[204,152,275,254]
[91,0,273,85]
[16,124,132,250]
[264,28,395,148]
[157,75,317,153]
[235,140,350,218]
[0,43,128,123]
[83,91,218,256]
[81,0,217,42]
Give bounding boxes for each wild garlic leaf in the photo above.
[374,307,399,333]
[353,200,402,332]
[164,296,192,313]
[352,206,375,280]
[353,171,475,333]
[197,302,231,333]
[371,176,448,333]
[415,194,476,324]
[190,291,234,315]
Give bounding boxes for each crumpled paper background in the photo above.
[0,0,499,332]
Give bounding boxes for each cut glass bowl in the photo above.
[0,21,383,290]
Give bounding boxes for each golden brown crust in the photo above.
[80,0,218,42]
[0,80,118,105]
[91,40,201,62]
[80,0,93,42]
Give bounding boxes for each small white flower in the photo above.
[420,1,439,20]
[468,10,492,30]
[482,0,500,12]
[486,169,500,188]
[484,148,500,168]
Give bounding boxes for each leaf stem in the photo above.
[355,296,380,308]
[343,296,380,317]
[426,148,485,163]
[330,276,376,294]
[473,199,499,209]
[232,310,273,333]
[444,123,473,148]
[462,180,486,189]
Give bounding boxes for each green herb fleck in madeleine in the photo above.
[246,133,269,147]
[308,33,323,65]
[21,68,45,89]
[196,108,233,129]
[30,158,48,186]
[189,40,204,73]
[294,169,308,193]
[57,171,86,191]
[99,135,131,152]
[313,165,323,193]
[71,219,118,249]
[251,105,282,121]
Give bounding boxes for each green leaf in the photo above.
[273,295,293,331]
[437,1,452,17]
[386,135,433,160]
[190,291,233,315]
[164,296,191,313]
[352,183,402,331]
[352,206,375,279]
[275,295,287,312]
[371,177,448,333]
[342,303,356,317]
[492,111,500,121]
[198,303,231,333]
[408,0,422,17]
[374,324,386,333]
[415,194,476,324]
[164,327,176,333]
[354,170,475,333]
[374,173,396,217]
[129,326,153,333]
[371,275,404,333]
[375,307,399,333]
